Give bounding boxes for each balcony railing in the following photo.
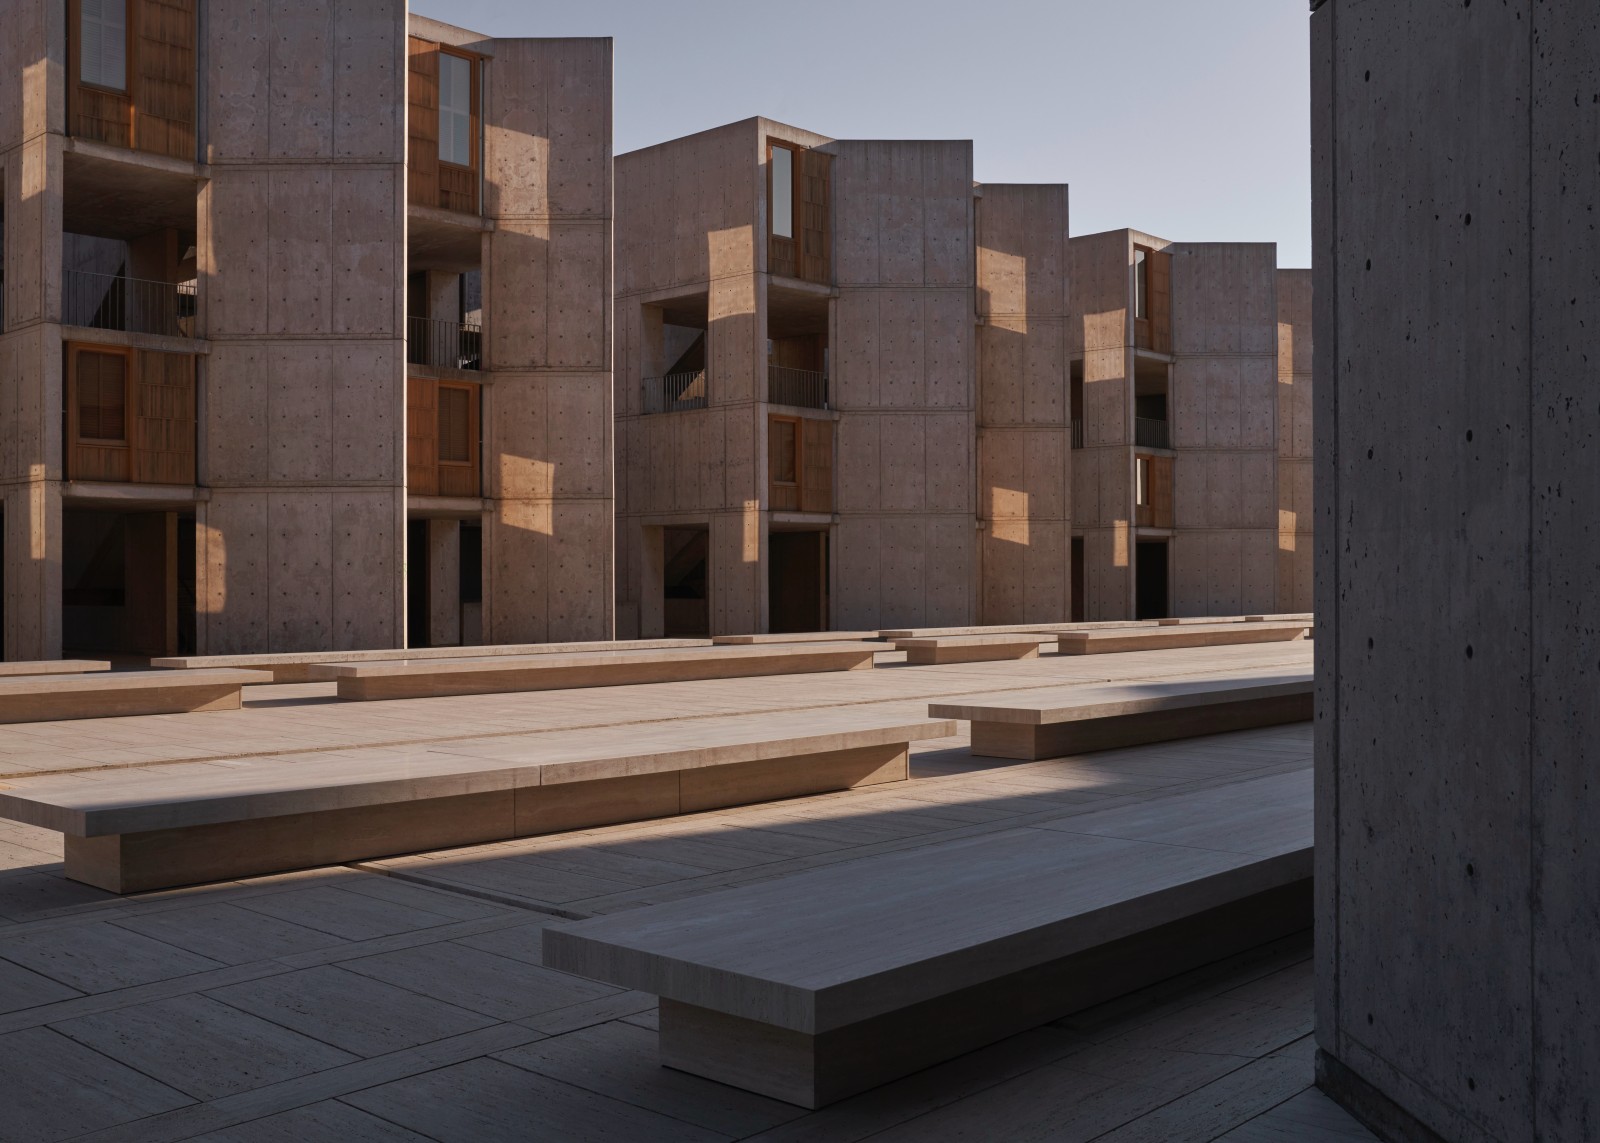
[1071,419,1084,449]
[642,370,708,414]
[767,365,828,410]
[408,316,482,371]
[64,270,196,337]
[1135,417,1171,450]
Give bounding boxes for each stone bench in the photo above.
[712,632,880,645]
[151,638,714,684]
[0,660,111,677]
[542,769,1312,1108]
[930,671,1313,760]
[310,644,878,701]
[892,633,1055,666]
[879,620,1154,640]
[1054,620,1311,655]
[0,669,272,725]
[0,708,956,893]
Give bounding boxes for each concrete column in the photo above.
[195,2,407,654]
[481,37,613,644]
[1,6,66,659]
[1314,2,1598,1139]
[426,517,460,647]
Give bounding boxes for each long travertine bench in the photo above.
[879,620,1156,640]
[713,632,880,645]
[309,643,878,701]
[931,671,1313,760]
[0,659,111,677]
[151,638,714,684]
[1054,620,1311,655]
[0,669,272,724]
[892,633,1055,666]
[543,770,1312,1108]
[0,709,956,893]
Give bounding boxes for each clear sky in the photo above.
[412,0,1312,267]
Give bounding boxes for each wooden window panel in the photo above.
[1147,249,1173,354]
[407,376,439,497]
[432,46,481,214]
[1150,454,1174,528]
[67,344,132,482]
[132,0,197,161]
[70,0,134,148]
[131,350,195,485]
[407,38,441,209]
[768,139,799,279]
[435,383,480,498]
[769,414,800,512]
[800,418,834,514]
[798,149,831,284]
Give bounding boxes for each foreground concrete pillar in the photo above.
[426,518,460,647]
[1314,2,1599,1139]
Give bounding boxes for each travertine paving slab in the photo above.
[0,1025,193,1139]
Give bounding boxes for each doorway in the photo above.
[769,529,828,633]
[663,526,709,636]
[1135,539,1169,620]
[1071,536,1085,622]
[63,509,192,658]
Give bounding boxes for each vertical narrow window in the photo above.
[773,419,798,483]
[80,0,127,91]
[438,385,471,463]
[78,351,128,441]
[1136,457,1150,507]
[771,144,794,239]
[1134,248,1148,320]
[438,52,473,168]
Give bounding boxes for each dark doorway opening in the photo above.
[406,519,429,648]
[1071,536,1085,622]
[663,526,709,636]
[461,522,483,645]
[63,509,193,658]
[769,529,828,633]
[1135,539,1169,620]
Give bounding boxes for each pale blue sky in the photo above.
[413,0,1311,266]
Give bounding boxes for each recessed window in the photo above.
[81,0,127,91]
[439,52,473,168]
[438,385,471,463]
[78,350,127,441]
[1136,457,1150,507]
[772,419,798,483]
[1134,248,1148,320]
[771,144,794,239]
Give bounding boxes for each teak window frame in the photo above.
[436,45,482,177]
[69,343,133,446]
[72,0,134,96]
[768,138,799,241]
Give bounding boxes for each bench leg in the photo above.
[970,693,1314,761]
[658,880,1313,1108]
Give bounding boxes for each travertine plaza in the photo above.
[0,2,1592,1142]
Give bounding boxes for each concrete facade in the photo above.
[1314,1,1597,1139]
[0,3,613,660]
[1070,230,1297,623]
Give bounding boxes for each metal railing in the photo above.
[64,270,197,337]
[767,365,828,410]
[408,316,482,370]
[1135,417,1171,450]
[1071,419,1084,449]
[642,370,708,414]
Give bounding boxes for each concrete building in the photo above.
[0,1,613,661]
[612,120,1309,638]
[1313,1,1598,1139]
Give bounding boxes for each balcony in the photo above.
[1135,417,1171,450]
[642,371,708,415]
[64,271,196,338]
[408,316,482,371]
[768,366,828,410]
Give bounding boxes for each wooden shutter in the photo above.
[768,140,798,279]
[70,0,134,148]
[407,38,441,209]
[407,377,438,496]
[68,345,132,481]
[1148,250,1172,354]
[800,418,834,513]
[133,0,196,160]
[1149,454,1173,528]
[768,415,799,511]
[435,383,480,497]
[131,350,195,484]
[435,49,480,214]
[798,149,831,284]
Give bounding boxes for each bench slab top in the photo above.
[0,660,112,677]
[1061,621,1310,641]
[0,668,273,695]
[0,708,957,837]
[312,643,877,679]
[893,633,1056,649]
[542,770,1311,1034]
[150,639,714,670]
[928,670,1313,725]
[713,632,880,645]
